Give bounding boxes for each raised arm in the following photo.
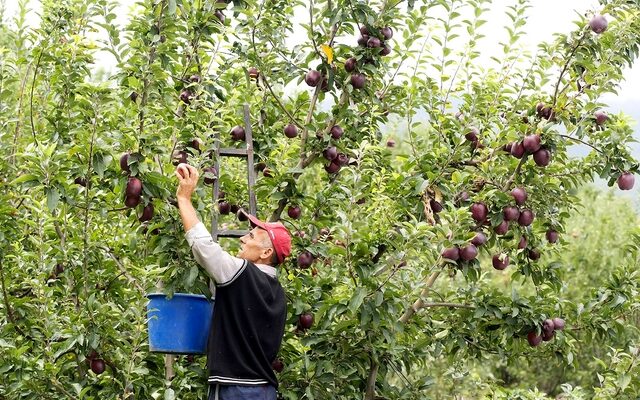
[175,163,245,285]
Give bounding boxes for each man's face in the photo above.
[237,227,274,264]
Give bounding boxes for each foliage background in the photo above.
[1,0,639,399]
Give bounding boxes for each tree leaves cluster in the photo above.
[0,0,639,398]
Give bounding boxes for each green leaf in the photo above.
[618,374,630,391]
[168,0,176,15]
[10,174,40,185]
[435,329,449,339]
[46,187,60,212]
[348,287,367,314]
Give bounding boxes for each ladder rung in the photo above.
[216,229,249,238]
[219,148,248,157]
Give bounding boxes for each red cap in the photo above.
[239,209,292,264]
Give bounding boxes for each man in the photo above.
[175,163,290,400]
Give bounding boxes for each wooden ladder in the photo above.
[210,103,258,240]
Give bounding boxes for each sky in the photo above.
[3,0,639,200]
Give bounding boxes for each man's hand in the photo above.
[176,163,199,201]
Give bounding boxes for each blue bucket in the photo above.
[146,293,214,354]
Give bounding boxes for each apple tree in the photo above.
[0,0,639,399]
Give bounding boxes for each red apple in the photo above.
[546,229,559,244]
[344,57,357,72]
[203,167,218,185]
[218,201,230,215]
[542,329,555,341]
[465,127,479,142]
[381,26,393,40]
[330,125,344,139]
[471,232,487,247]
[511,187,527,205]
[533,148,551,167]
[139,203,154,222]
[522,134,541,153]
[323,146,338,161]
[430,199,443,213]
[297,251,314,268]
[271,358,284,373]
[351,73,366,89]
[528,248,541,260]
[90,359,106,374]
[124,195,140,208]
[367,37,381,48]
[459,244,478,261]
[126,177,143,198]
[441,247,460,261]
[325,162,341,174]
[503,206,520,222]
[552,317,565,331]
[543,320,555,337]
[284,124,298,138]
[510,142,525,158]
[470,202,488,222]
[120,153,131,173]
[492,254,509,270]
[248,67,259,79]
[518,236,527,249]
[74,177,87,187]
[494,220,509,235]
[179,89,193,104]
[617,172,635,190]
[589,14,608,34]
[594,110,608,125]
[297,312,314,330]
[527,331,542,347]
[305,70,322,87]
[336,153,349,166]
[172,150,188,166]
[518,209,534,226]
[230,126,246,141]
[287,206,301,219]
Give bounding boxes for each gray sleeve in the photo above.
[185,222,245,285]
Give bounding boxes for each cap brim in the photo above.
[239,208,265,230]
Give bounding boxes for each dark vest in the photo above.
[206,261,286,387]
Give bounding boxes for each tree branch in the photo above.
[398,266,442,323]
[558,134,606,155]
[364,356,379,400]
[502,156,526,192]
[422,302,475,309]
[552,31,587,107]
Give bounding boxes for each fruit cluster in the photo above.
[527,317,565,346]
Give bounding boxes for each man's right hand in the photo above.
[176,163,199,201]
